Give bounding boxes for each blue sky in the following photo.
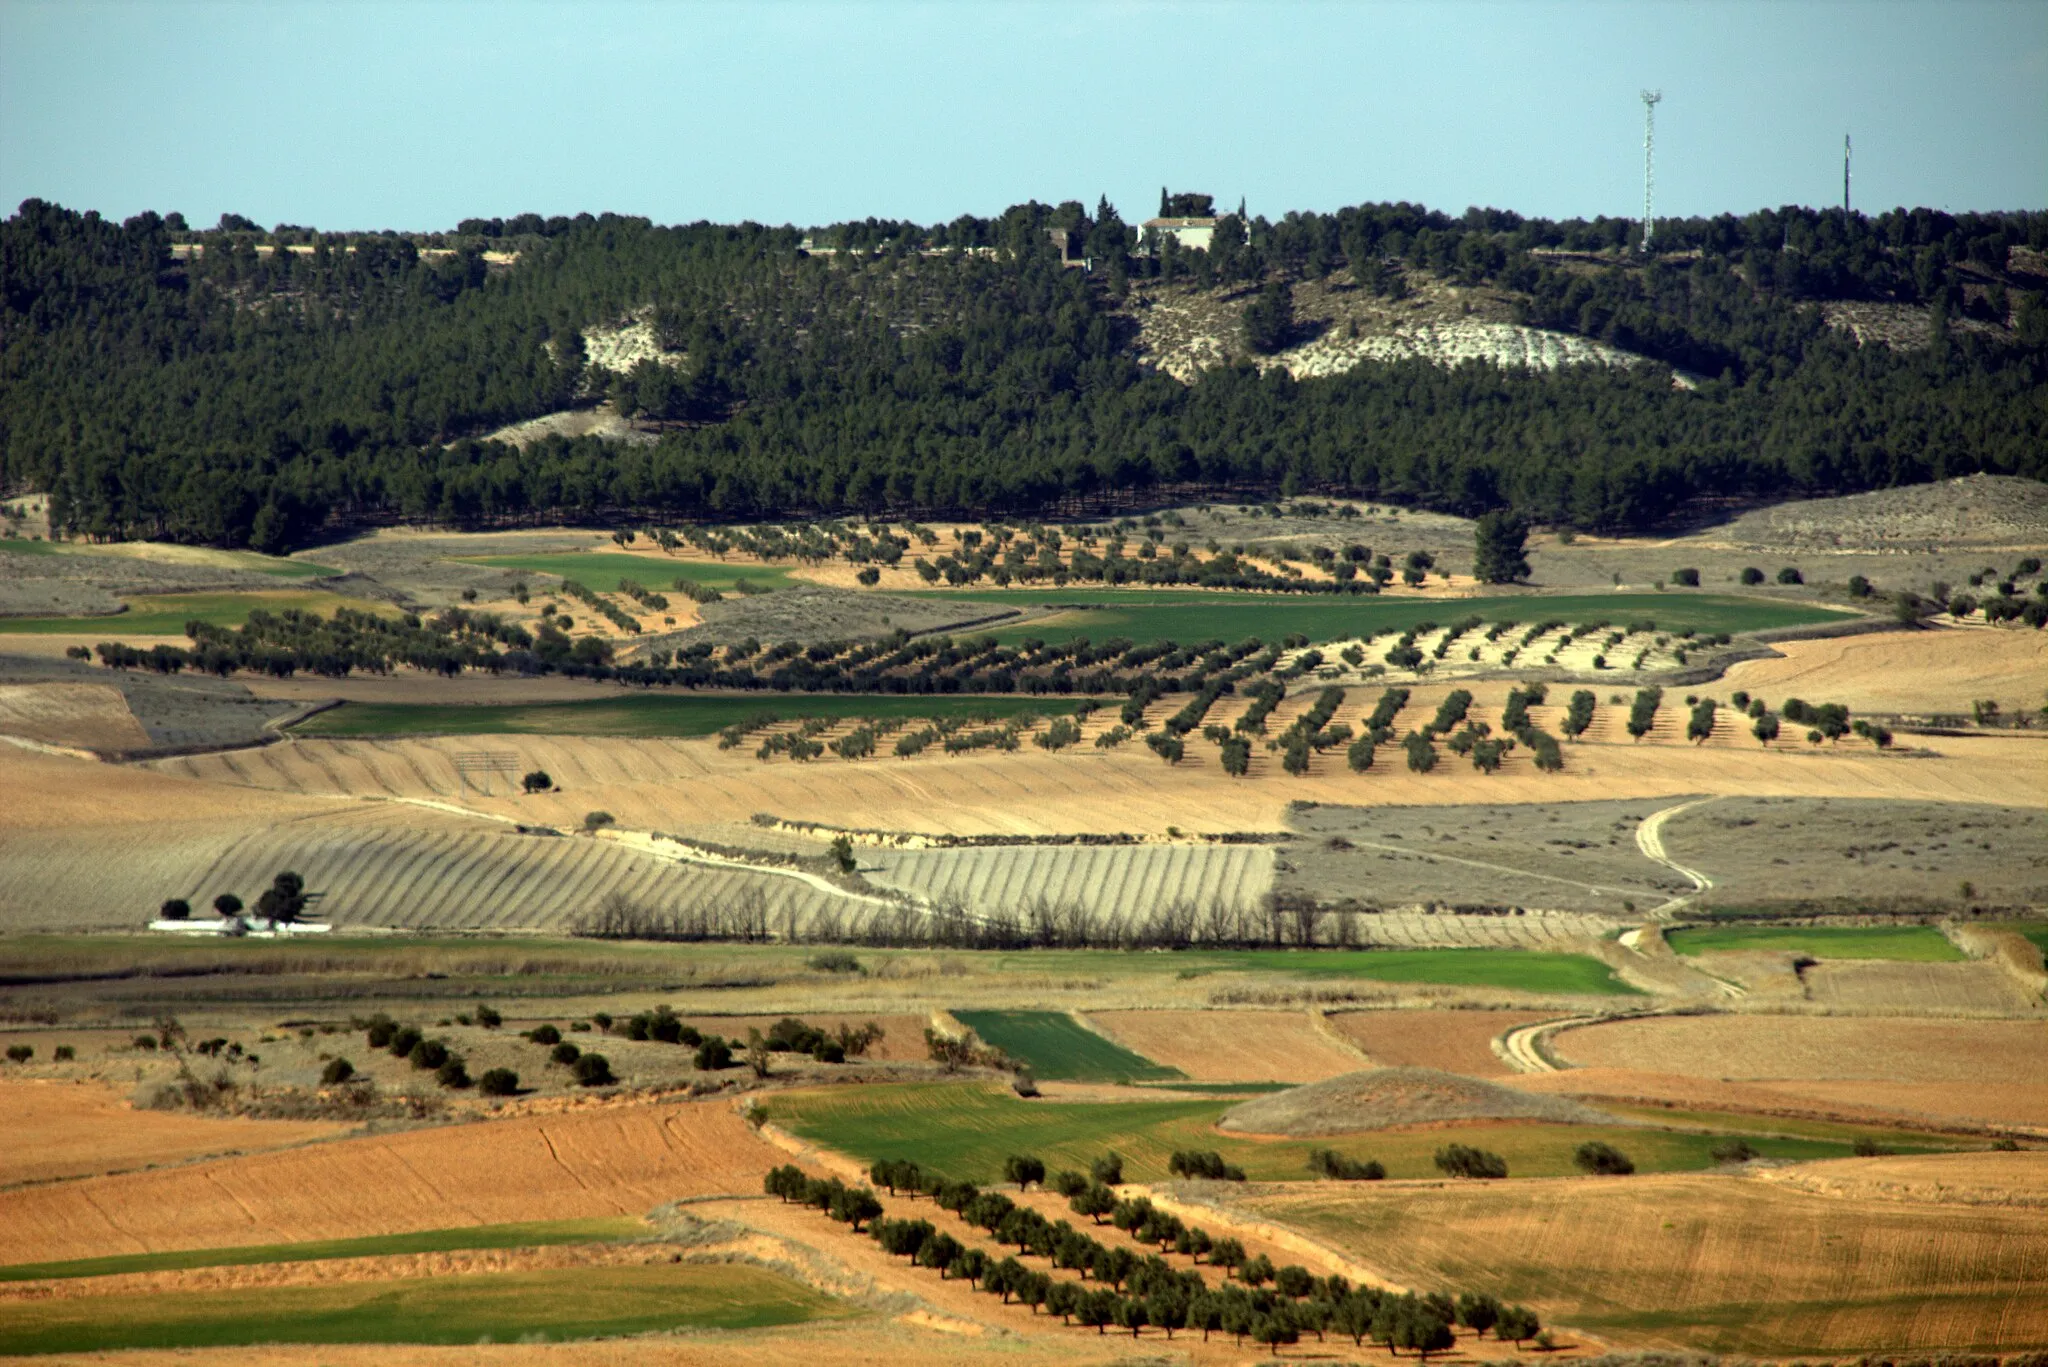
[2,1,2041,231]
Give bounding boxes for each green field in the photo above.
[1184,947,1640,995]
[924,590,1850,648]
[0,1263,846,1355]
[0,1218,641,1284]
[465,551,797,593]
[0,589,392,635]
[1666,925,1966,961]
[950,1010,1183,1082]
[770,1082,1945,1186]
[292,692,1097,738]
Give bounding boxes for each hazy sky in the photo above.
[3,1,2042,231]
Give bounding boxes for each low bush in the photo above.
[1573,1140,1635,1175]
[1306,1147,1385,1181]
[478,1067,520,1096]
[320,1057,355,1085]
[571,1052,615,1086]
[1434,1143,1508,1179]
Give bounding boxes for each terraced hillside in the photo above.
[6,801,868,933]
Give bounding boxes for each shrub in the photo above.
[583,810,614,831]
[407,1038,449,1071]
[527,1024,562,1045]
[159,898,190,920]
[1740,566,1764,585]
[478,1067,519,1096]
[1573,1141,1635,1175]
[1434,1143,1508,1179]
[1777,566,1804,585]
[1090,1152,1125,1186]
[1672,567,1700,587]
[571,1052,615,1086]
[387,1026,422,1058]
[436,1057,471,1089]
[809,950,863,974]
[5,1045,32,1063]
[694,1036,734,1069]
[320,1057,355,1085]
[1169,1149,1247,1181]
[54,1044,75,1062]
[1710,1138,1759,1164]
[521,770,553,794]
[550,1041,582,1066]
[473,1003,502,1028]
[132,1034,158,1051]
[1306,1147,1385,1181]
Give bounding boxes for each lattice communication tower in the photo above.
[1640,90,1662,252]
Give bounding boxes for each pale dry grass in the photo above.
[0,1081,348,1187]
[1086,1009,1366,1082]
[0,683,150,751]
[1755,1151,2048,1207]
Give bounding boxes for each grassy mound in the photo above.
[1217,1067,1615,1136]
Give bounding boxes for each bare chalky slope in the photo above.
[1218,1067,1616,1136]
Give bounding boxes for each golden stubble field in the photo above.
[1237,1157,2048,1355]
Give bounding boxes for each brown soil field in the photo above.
[1217,1067,1613,1135]
[0,1096,781,1266]
[1504,1067,2048,1132]
[0,1081,348,1187]
[1326,1008,1561,1077]
[1553,1014,2048,1084]
[1084,1009,1366,1082]
[1240,1164,2048,1354]
[1723,625,2048,715]
[148,725,2048,841]
[16,1325,1149,1367]
[0,1240,681,1303]
[0,682,150,751]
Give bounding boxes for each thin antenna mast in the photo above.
[1844,134,1852,214]
[1640,90,1662,252]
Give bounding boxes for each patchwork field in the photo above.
[0,589,396,635]
[1236,1161,2048,1355]
[0,682,149,751]
[948,1010,1181,1082]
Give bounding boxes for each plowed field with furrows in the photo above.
[182,812,855,931]
[0,1099,780,1267]
[1354,911,1618,947]
[863,843,1274,918]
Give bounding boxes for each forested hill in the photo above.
[3,197,2044,550]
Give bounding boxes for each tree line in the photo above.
[5,197,2042,551]
[765,1151,1546,1354]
